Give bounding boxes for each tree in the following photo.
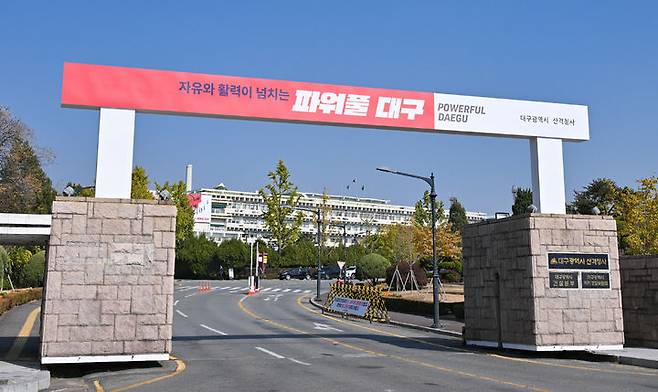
[512,187,533,215]
[0,246,8,290]
[616,176,658,255]
[65,182,95,197]
[412,190,444,227]
[356,253,390,285]
[175,234,218,278]
[214,239,249,276]
[569,178,619,215]
[131,166,154,200]
[259,160,303,253]
[0,107,55,214]
[18,251,45,288]
[319,189,332,247]
[156,181,193,243]
[280,237,316,267]
[448,197,467,232]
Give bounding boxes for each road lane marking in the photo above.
[6,307,39,360]
[272,288,281,292]
[303,290,311,293]
[288,358,311,366]
[282,288,291,293]
[200,324,227,336]
[94,379,105,391]
[313,322,343,332]
[238,296,547,392]
[261,288,272,292]
[293,289,301,293]
[220,287,230,290]
[184,294,195,298]
[173,300,179,306]
[255,346,285,359]
[175,310,188,318]
[107,355,186,392]
[297,296,658,378]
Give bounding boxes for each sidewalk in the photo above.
[592,347,658,370]
[387,310,464,337]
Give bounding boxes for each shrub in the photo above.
[17,251,45,288]
[0,288,42,315]
[356,253,390,285]
[385,260,428,290]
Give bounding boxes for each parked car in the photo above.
[278,267,311,280]
[313,265,341,280]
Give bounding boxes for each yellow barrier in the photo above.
[324,282,389,322]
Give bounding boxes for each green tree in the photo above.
[131,166,154,200]
[258,160,303,253]
[18,251,45,288]
[356,253,390,285]
[569,178,619,215]
[616,177,658,255]
[0,246,8,290]
[412,191,444,227]
[280,237,316,268]
[0,140,55,213]
[156,181,193,243]
[175,234,217,278]
[512,187,533,215]
[319,189,332,247]
[448,197,468,232]
[214,239,250,276]
[0,107,55,213]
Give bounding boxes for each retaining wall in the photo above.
[620,254,658,348]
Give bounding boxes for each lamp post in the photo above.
[295,206,322,301]
[377,166,441,328]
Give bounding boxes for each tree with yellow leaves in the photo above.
[616,176,658,255]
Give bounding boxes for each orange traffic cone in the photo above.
[248,279,256,296]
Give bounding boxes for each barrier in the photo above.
[324,282,389,322]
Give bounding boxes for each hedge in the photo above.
[383,296,464,319]
[0,288,43,316]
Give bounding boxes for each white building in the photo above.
[191,183,487,246]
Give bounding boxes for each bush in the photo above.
[356,253,390,285]
[0,288,42,315]
[385,261,428,290]
[18,251,45,288]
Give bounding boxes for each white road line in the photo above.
[272,288,281,292]
[255,346,285,359]
[184,294,195,298]
[303,290,311,293]
[293,289,301,293]
[282,289,291,293]
[288,358,311,366]
[261,288,272,292]
[174,300,179,306]
[200,323,227,336]
[176,310,188,318]
[220,287,230,290]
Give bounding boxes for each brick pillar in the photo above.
[462,214,624,351]
[41,197,176,364]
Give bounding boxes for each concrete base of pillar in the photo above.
[462,214,624,351]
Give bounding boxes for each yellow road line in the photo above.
[239,295,547,392]
[6,307,39,360]
[95,355,186,392]
[299,296,658,378]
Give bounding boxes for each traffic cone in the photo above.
[248,279,256,296]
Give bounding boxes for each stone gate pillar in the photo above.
[462,214,624,351]
[40,197,176,364]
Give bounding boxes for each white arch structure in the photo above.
[61,63,589,213]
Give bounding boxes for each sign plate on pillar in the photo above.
[549,272,579,289]
[581,272,610,289]
[547,253,609,270]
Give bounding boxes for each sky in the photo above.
[1,1,657,215]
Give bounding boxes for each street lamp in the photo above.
[376,166,442,328]
[295,206,322,301]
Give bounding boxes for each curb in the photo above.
[308,297,462,339]
[589,352,658,370]
[0,363,50,392]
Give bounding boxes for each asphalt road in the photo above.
[123,279,657,392]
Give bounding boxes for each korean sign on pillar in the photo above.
[61,63,589,141]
